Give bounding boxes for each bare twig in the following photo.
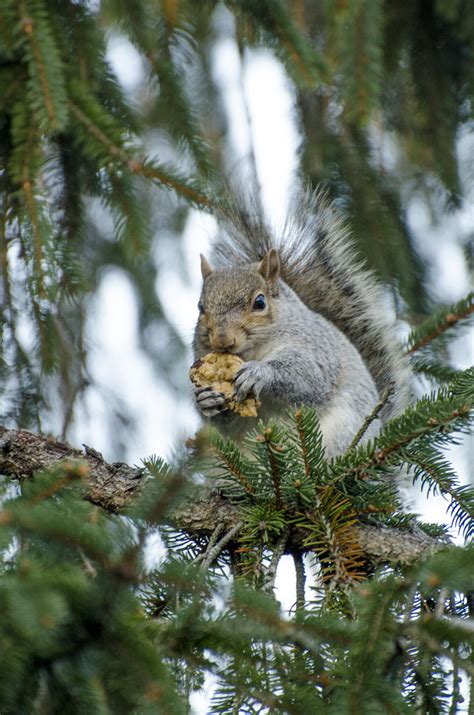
[78,548,98,577]
[293,551,306,614]
[434,588,449,618]
[349,386,394,449]
[200,522,244,572]
[194,523,225,565]
[263,530,289,594]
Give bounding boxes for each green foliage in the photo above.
[2,297,472,712]
[0,1,473,712]
[229,0,324,86]
[0,467,185,714]
[406,292,474,356]
[1,425,473,712]
[297,1,473,307]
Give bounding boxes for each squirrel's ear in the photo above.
[200,254,213,280]
[258,248,280,284]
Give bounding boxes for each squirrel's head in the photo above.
[196,248,280,356]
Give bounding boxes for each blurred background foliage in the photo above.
[0,0,472,447]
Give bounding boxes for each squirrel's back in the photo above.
[211,189,411,422]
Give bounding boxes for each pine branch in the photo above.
[299,489,368,587]
[68,100,212,207]
[0,426,444,565]
[0,426,145,512]
[18,0,68,131]
[332,374,473,484]
[232,0,323,87]
[142,48,216,178]
[403,447,474,539]
[405,627,474,678]
[405,292,474,354]
[293,407,326,480]
[354,524,443,564]
[346,579,398,711]
[411,356,459,383]
[209,435,256,496]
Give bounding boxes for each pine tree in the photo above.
[0,1,473,713]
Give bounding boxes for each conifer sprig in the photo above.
[230,0,324,87]
[68,98,211,208]
[209,431,256,496]
[291,406,326,484]
[331,369,473,487]
[411,355,459,383]
[402,447,474,539]
[406,292,474,355]
[296,489,367,588]
[17,0,69,131]
[1,435,472,712]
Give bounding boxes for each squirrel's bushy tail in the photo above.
[212,189,411,422]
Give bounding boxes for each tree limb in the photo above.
[0,427,144,511]
[0,427,445,565]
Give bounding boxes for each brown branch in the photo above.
[293,551,306,613]
[405,302,474,355]
[295,409,311,479]
[0,427,445,565]
[0,427,144,512]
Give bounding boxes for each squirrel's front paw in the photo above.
[195,386,228,417]
[233,361,270,402]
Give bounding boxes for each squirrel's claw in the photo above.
[195,386,228,417]
[233,361,269,402]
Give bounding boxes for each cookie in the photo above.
[190,352,260,417]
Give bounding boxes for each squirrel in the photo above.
[192,190,410,457]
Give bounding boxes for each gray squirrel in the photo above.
[192,191,410,457]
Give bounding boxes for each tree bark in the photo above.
[0,427,444,565]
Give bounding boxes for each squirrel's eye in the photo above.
[253,294,266,311]
[198,300,205,315]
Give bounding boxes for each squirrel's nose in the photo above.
[210,333,236,352]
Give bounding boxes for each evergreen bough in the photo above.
[0,1,473,712]
[0,353,472,712]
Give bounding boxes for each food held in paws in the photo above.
[189,352,260,417]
